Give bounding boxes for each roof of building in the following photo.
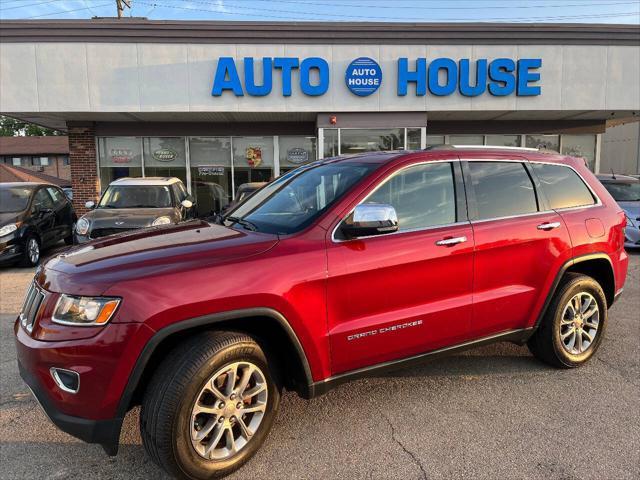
[0,164,71,187]
[0,20,638,46]
[110,177,182,186]
[0,136,69,156]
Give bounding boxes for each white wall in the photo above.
[1,42,639,114]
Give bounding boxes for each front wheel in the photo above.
[528,273,607,368]
[141,331,281,479]
[20,235,41,267]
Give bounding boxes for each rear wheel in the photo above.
[140,331,281,479]
[528,273,607,368]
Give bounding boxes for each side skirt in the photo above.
[307,328,534,398]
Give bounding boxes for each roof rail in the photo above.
[425,144,542,152]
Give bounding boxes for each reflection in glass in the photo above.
[449,135,483,146]
[407,129,422,150]
[189,137,232,217]
[486,135,521,147]
[426,135,446,146]
[525,134,560,152]
[323,129,339,158]
[561,135,597,171]
[98,137,143,191]
[340,128,404,154]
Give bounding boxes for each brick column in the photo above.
[67,123,100,216]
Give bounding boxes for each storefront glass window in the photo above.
[189,137,232,217]
[279,136,317,174]
[486,135,521,147]
[232,136,275,195]
[323,129,339,158]
[561,134,597,171]
[525,134,560,151]
[340,128,404,154]
[407,128,422,150]
[426,135,446,146]
[142,137,187,184]
[449,135,484,145]
[98,137,142,189]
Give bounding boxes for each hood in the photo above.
[617,201,640,222]
[40,220,279,293]
[0,211,25,226]
[83,207,177,229]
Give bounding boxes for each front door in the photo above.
[31,188,57,246]
[326,160,474,375]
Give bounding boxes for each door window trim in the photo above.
[331,159,467,243]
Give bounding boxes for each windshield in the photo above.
[0,186,33,213]
[225,162,378,234]
[98,185,172,208]
[602,181,640,202]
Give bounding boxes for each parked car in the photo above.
[596,173,640,248]
[0,182,75,267]
[75,177,195,243]
[62,187,73,201]
[15,147,628,479]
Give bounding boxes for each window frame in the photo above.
[332,159,467,243]
[462,159,601,223]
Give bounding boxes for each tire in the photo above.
[528,273,607,368]
[20,235,41,267]
[140,331,281,480]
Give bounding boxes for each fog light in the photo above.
[50,367,80,394]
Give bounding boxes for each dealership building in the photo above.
[1,20,639,215]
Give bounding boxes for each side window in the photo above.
[46,187,66,207]
[174,182,188,202]
[531,163,595,209]
[366,162,456,231]
[469,161,538,220]
[32,188,55,211]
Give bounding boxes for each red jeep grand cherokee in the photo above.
[15,147,628,479]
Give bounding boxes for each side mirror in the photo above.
[181,199,193,209]
[340,203,398,239]
[85,201,95,209]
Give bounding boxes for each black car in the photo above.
[75,177,195,243]
[0,182,76,267]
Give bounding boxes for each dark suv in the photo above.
[15,147,628,479]
[1,182,75,267]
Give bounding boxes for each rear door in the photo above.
[46,186,73,241]
[326,160,474,375]
[31,187,57,246]
[463,158,572,338]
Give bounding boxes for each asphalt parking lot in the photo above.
[0,253,638,480]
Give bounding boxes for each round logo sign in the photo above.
[287,147,309,165]
[152,148,177,162]
[345,57,382,97]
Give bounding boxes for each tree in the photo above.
[0,115,62,136]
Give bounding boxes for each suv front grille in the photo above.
[20,282,45,334]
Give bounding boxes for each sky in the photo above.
[0,0,639,23]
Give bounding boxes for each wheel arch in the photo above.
[534,253,616,331]
[119,308,314,419]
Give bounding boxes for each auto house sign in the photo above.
[153,148,178,162]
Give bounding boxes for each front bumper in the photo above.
[18,359,122,455]
[0,236,24,265]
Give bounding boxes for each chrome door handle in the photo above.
[537,222,561,231]
[436,236,467,246]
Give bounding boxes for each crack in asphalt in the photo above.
[383,413,428,480]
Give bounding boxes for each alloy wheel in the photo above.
[190,361,268,460]
[27,238,40,265]
[559,292,600,355]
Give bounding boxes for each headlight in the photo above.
[76,217,90,235]
[52,294,120,326]
[0,223,18,237]
[152,216,172,226]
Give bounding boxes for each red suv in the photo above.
[15,147,628,479]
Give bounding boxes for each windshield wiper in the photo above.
[225,216,258,232]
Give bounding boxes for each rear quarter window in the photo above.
[531,163,595,209]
